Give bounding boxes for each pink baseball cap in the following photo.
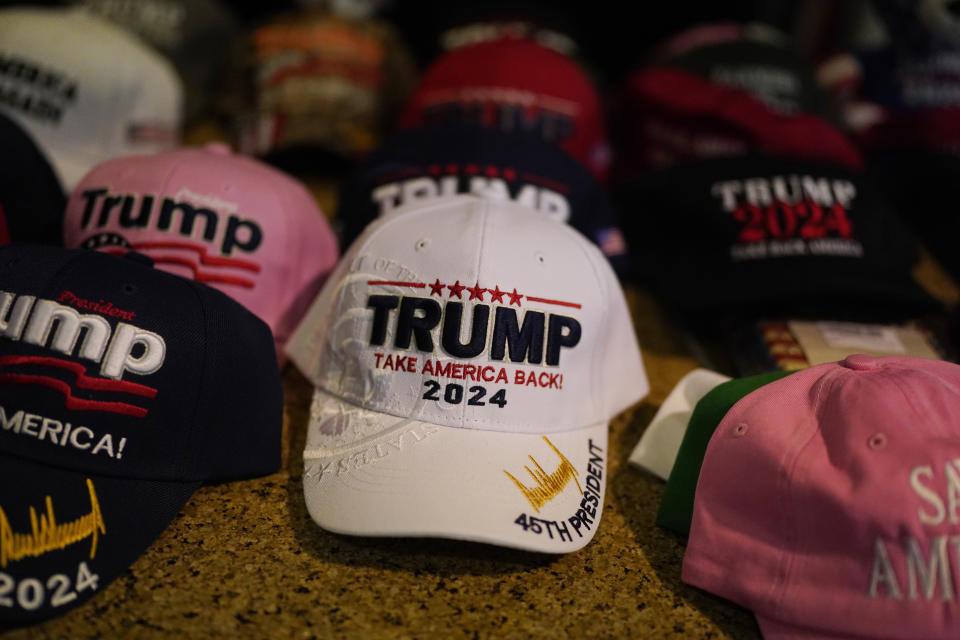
[62,143,339,361]
[683,354,960,639]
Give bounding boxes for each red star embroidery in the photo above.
[488,285,505,303]
[508,288,523,306]
[447,280,465,298]
[467,282,486,301]
[429,278,445,296]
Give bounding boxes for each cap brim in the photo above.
[664,268,942,331]
[629,368,732,480]
[302,388,609,553]
[756,614,851,639]
[0,453,198,623]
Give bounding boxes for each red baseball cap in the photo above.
[616,67,862,174]
[397,37,610,181]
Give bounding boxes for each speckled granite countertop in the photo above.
[1,286,772,640]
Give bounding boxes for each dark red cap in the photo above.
[397,37,610,181]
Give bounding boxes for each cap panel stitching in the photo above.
[182,280,209,479]
[463,199,490,428]
[767,367,840,620]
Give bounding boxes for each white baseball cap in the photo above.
[286,195,648,552]
[0,7,182,191]
[628,368,731,480]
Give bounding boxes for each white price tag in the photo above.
[815,322,906,354]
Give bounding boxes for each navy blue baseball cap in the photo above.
[0,245,282,623]
[336,124,630,275]
[0,112,64,246]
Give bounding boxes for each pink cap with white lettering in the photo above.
[62,143,339,360]
[682,355,960,639]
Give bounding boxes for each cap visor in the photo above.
[0,454,198,623]
[665,268,942,328]
[302,388,609,553]
[756,614,851,640]
[629,368,731,480]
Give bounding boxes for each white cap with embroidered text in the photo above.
[286,195,648,552]
[0,7,182,191]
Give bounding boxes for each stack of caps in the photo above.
[818,1,960,155]
[0,7,183,192]
[334,30,627,275]
[306,23,642,550]
[0,244,282,623]
[614,22,859,175]
[638,355,960,639]
[335,124,629,274]
[220,9,417,167]
[397,36,611,181]
[614,22,947,375]
[818,3,960,285]
[61,143,340,360]
[285,195,648,552]
[436,8,579,59]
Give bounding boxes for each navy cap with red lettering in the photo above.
[0,111,64,246]
[0,244,282,623]
[337,124,629,275]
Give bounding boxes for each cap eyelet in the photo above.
[415,238,430,251]
[122,283,138,295]
[534,252,546,265]
[734,423,749,437]
[868,433,887,450]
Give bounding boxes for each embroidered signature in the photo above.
[0,478,106,567]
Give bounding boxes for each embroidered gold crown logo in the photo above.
[504,436,583,512]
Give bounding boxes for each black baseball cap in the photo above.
[617,154,942,332]
[0,111,64,245]
[0,245,282,623]
[336,124,630,275]
[654,22,839,122]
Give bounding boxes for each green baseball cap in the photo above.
[656,369,793,536]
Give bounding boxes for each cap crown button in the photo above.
[841,354,878,370]
[204,142,232,156]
